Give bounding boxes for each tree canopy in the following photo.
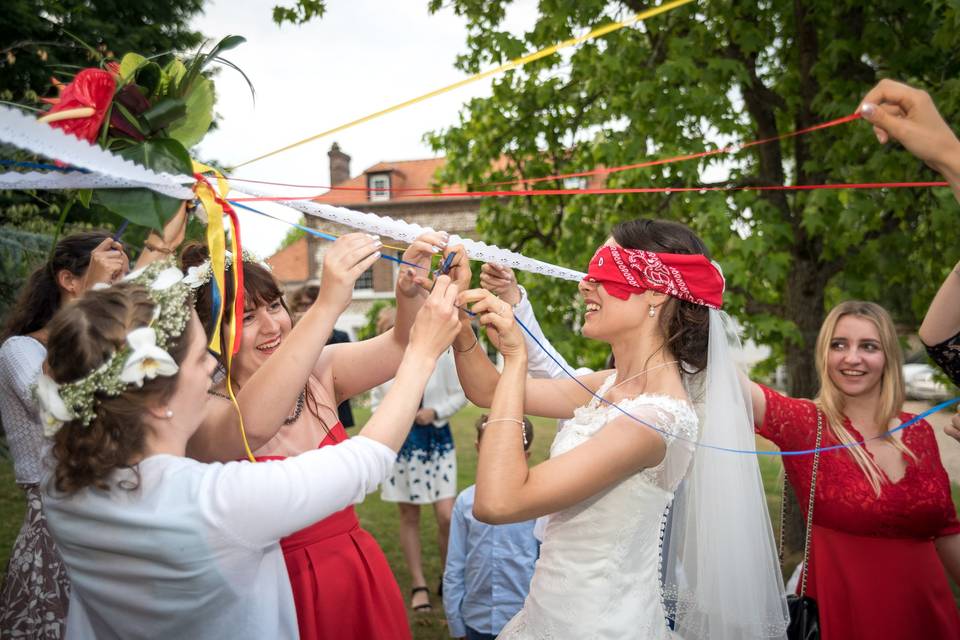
[427,0,960,396]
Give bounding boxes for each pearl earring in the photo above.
[648,305,656,318]
[165,409,174,419]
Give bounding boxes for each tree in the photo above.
[427,0,960,398]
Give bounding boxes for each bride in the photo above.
[439,219,789,639]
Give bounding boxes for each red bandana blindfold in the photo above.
[584,245,724,310]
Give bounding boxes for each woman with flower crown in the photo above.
[435,219,789,640]
[34,256,461,639]
[0,209,187,639]
[178,230,447,639]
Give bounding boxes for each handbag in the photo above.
[779,409,823,640]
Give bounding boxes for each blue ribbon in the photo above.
[0,159,89,173]
[514,315,960,457]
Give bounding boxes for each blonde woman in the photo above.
[748,301,960,639]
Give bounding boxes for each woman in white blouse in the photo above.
[36,255,460,639]
[0,223,178,638]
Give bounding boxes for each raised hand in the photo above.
[457,288,526,358]
[396,231,449,298]
[316,233,382,313]
[480,263,521,306]
[81,237,129,290]
[407,275,461,360]
[859,79,960,175]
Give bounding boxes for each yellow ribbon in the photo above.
[192,161,257,462]
[232,0,695,169]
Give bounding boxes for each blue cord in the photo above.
[514,315,960,457]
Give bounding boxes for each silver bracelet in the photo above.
[482,417,528,447]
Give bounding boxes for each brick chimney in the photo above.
[328,142,351,186]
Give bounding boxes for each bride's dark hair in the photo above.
[611,219,712,375]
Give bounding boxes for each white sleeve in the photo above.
[0,339,43,408]
[201,435,396,548]
[513,286,575,380]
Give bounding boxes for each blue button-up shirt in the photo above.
[442,485,540,637]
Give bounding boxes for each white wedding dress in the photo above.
[499,373,698,639]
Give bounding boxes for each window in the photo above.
[368,174,391,201]
[354,266,374,290]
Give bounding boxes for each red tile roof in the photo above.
[267,236,309,284]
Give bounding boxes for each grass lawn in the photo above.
[1,404,958,639]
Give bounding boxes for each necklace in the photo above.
[208,388,306,425]
[605,360,679,396]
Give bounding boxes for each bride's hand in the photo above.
[457,288,525,358]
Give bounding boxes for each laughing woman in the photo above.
[180,231,447,640]
[747,301,960,639]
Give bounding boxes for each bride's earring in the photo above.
[164,409,174,419]
[648,305,656,318]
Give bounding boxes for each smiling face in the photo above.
[578,237,659,342]
[825,314,886,399]
[231,296,293,383]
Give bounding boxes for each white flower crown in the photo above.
[34,259,194,435]
[182,248,271,289]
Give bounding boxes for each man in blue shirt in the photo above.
[443,416,540,640]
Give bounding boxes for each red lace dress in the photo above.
[254,377,411,640]
[758,385,960,640]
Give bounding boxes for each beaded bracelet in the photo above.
[482,417,528,447]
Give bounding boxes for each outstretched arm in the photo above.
[190,233,381,461]
[469,291,666,524]
[322,231,449,404]
[859,79,960,203]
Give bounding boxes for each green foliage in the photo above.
[279,219,307,251]
[356,299,396,342]
[272,0,326,26]
[427,0,960,395]
[0,0,208,234]
[0,227,49,322]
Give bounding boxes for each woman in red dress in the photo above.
[748,300,960,639]
[180,230,447,639]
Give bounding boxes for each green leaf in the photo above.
[135,62,163,97]
[159,59,187,97]
[118,53,147,82]
[93,139,193,230]
[141,97,188,132]
[76,189,93,208]
[166,77,214,148]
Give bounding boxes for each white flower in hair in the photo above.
[151,266,185,291]
[119,327,179,387]
[35,374,74,436]
[181,264,210,289]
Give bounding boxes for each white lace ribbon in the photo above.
[230,185,587,282]
[0,170,193,198]
[0,106,193,199]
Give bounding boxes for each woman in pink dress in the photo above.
[180,230,446,639]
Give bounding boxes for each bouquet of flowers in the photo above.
[37,35,249,229]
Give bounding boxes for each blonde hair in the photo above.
[813,300,915,494]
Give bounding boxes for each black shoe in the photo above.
[411,585,432,612]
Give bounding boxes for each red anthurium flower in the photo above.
[39,68,116,143]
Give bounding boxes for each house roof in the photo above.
[267,236,309,284]
[312,157,463,206]
[312,154,606,207]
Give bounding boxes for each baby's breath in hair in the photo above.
[37,259,193,428]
